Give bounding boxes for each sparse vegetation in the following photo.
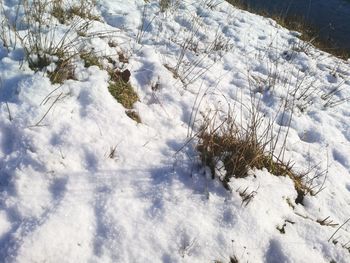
[225,0,349,59]
[158,0,180,12]
[237,186,258,207]
[159,0,171,12]
[0,0,99,82]
[79,51,140,121]
[80,51,103,69]
[0,0,140,120]
[52,0,100,24]
[0,0,350,261]
[276,219,295,234]
[317,216,339,227]
[108,80,139,110]
[47,59,76,84]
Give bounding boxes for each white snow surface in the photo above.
[0,0,350,262]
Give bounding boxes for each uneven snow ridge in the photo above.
[0,0,350,262]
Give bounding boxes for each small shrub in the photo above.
[108,70,140,121]
[17,0,67,70]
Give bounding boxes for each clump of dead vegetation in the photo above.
[196,105,311,204]
[51,0,100,24]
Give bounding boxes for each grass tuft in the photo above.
[196,112,309,204]
[52,0,100,24]
[28,54,52,71]
[48,59,76,84]
[80,52,103,69]
[108,80,139,110]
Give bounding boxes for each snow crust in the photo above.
[0,0,350,262]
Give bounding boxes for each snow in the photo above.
[0,0,350,262]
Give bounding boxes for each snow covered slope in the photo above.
[0,0,350,262]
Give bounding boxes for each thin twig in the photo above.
[328,218,350,242]
[5,102,13,121]
[32,92,63,127]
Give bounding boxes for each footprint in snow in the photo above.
[49,177,68,201]
[346,184,350,192]
[276,112,293,127]
[0,126,15,156]
[332,149,350,169]
[341,129,350,142]
[0,46,7,60]
[298,129,323,144]
[85,152,99,172]
[99,10,126,29]
[326,73,338,84]
[221,208,237,228]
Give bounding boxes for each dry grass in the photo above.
[80,52,103,69]
[196,111,309,204]
[158,0,180,12]
[52,0,100,24]
[47,59,76,84]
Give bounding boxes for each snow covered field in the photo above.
[0,0,350,262]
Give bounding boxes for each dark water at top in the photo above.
[239,0,350,53]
